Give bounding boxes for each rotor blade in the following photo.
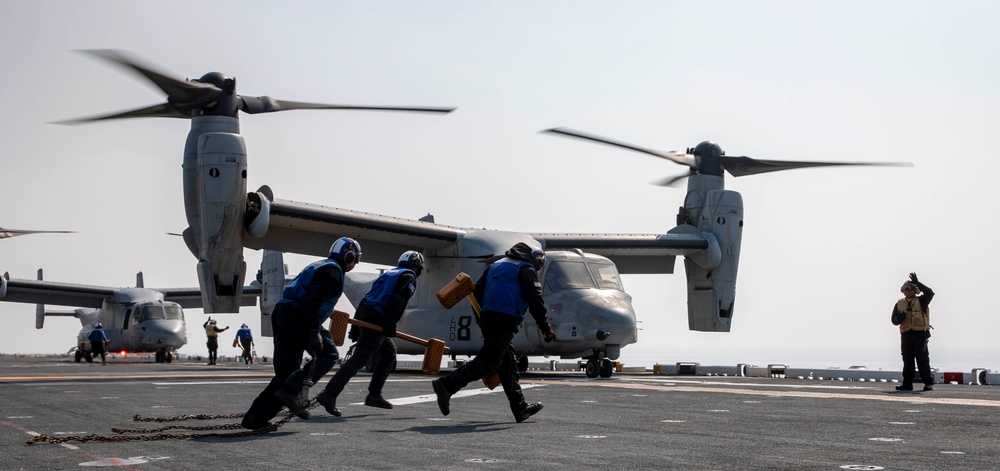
[720,156,914,177]
[0,228,76,239]
[79,49,222,107]
[56,102,189,124]
[240,96,455,115]
[650,171,692,188]
[541,127,696,167]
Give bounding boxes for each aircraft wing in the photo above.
[0,276,114,308]
[0,274,260,310]
[246,198,713,274]
[531,232,710,274]
[158,283,261,310]
[246,199,466,266]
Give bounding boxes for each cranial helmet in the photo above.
[329,237,362,265]
[210,319,217,324]
[241,323,248,328]
[397,250,425,276]
[95,323,102,329]
[530,247,546,271]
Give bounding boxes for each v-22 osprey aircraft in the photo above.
[66,50,910,377]
[0,270,261,362]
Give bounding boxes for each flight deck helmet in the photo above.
[329,237,362,266]
[397,250,425,277]
[95,323,102,329]
[530,247,546,271]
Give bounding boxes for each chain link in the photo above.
[25,398,320,445]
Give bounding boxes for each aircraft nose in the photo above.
[143,321,187,347]
[572,292,638,344]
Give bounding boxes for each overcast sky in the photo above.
[2,1,998,371]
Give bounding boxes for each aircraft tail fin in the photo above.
[136,272,144,288]
[259,250,287,337]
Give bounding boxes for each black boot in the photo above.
[274,387,311,419]
[315,391,342,417]
[514,403,543,423]
[365,394,393,409]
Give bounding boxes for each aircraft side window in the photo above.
[122,308,132,330]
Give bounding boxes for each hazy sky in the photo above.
[2,1,998,370]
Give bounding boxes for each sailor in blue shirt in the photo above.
[235,323,255,365]
[315,251,424,416]
[432,242,554,423]
[88,323,109,365]
[242,237,361,430]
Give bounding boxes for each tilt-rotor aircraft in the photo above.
[64,49,455,314]
[0,270,262,362]
[66,50,910,377]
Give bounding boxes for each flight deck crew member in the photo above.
[315,250,424,416]
[203,318,229,365]
[891,272,936,391]
[432,242,555,423]
[88,323,109,365]
[235,323,255,365]
[242,237,361,430]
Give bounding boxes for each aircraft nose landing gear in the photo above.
[584,349,614,378]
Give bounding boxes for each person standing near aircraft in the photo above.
[203,318,229,365]
[235,323,255,365]
[315,250,424,417]
[88,323,109,365]
[242,237,361,430]
[891,272,936,391]
[432,242,555,423]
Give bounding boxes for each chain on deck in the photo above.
[25,398,320,445]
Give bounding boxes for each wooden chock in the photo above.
[328,310,350,347]
[422,338,447,374]
[482,371,501,390]
[436,272,476,308]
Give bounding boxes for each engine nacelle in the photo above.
[684,188,743,332]
[245,190,270,238]
[195,131,249,313]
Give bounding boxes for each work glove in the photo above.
[348,325,360,342]
[539,321,555,343]
[383,325,397,338]
[909,272,919,284]
[307,329,323,356]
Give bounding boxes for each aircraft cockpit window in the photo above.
[543,261,596,295]
[137,305,165,322]
[589,262,624,291]
[164,305,184,320]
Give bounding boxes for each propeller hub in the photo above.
[190,72,240,118]
[693,141,724,177]
[194,72,235,93]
